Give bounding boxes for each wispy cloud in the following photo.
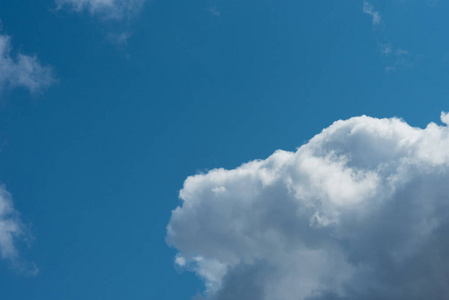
[55,0,146,19]
[362,3,415,72]
[209,7,220,17]
[363,1,381,25]
[0,32,54,94]
[106,32,131,45]
[379,43,414,72]
[55,0,146,46]
[0,185,37,275]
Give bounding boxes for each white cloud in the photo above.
[167,113,449,300]
[55,0,145,19]
[441,111,449,125]
[0,185,36,275]
[0,33,54,93]
[0,187,23,260]
[363,1,381,25]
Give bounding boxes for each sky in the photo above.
[1,0,449,299]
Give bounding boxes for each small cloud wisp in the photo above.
[0,32,54,94]
[55,0,145,19]
[363,1,381,25]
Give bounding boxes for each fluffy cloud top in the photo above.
[55,0,145,19]
[167,113,449,300]
[0,33,54,93]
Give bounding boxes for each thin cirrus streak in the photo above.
[167,112,449,300]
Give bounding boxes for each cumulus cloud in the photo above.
[363,1,381,25]
[55,0,145,19]
[167,113,449,300]
[0,33,54,93]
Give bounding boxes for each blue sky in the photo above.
[1,0,449,299]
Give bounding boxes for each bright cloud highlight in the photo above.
[0,33,54,93]
[167,113,449,300]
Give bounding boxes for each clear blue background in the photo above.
[0,0,448,298]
